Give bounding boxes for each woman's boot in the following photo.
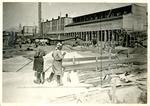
[34,72,41,84]
[41,72,45,84]
[47,72,54,83]
[57,75,63,86]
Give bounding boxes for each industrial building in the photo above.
[41,4,147,45]
[3,31,16,48]
[41,14,72,39]
[22,26,38,36]
[65,4,147,42]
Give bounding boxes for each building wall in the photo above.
[22,26,38,37]
[42,16,73,35]
[64,19,123,33]
[3,31,16,48]
[132,15,146,31]
[122,13,134,31]
[123,4,147,31]
[132,4,147,16]
[42,21,52,34]
[64,17,73,26]
[63,4,147,42]
[132,4,147,31]
[41,4,147,42]
[23,26,37,34]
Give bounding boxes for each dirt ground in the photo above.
[2,44,147,103]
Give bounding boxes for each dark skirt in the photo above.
[33,57,44,72]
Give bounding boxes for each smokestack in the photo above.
[38,2,42,35]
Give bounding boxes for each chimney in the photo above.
[58,16,60,19]
[38,2,42,35]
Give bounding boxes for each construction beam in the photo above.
[64,57,146,71]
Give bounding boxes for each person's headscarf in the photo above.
[56,42,63,50]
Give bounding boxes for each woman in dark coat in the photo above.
[33,47,46,84]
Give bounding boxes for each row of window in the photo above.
[73,6,132,23]
[58,29,122,41]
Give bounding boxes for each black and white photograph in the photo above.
[2,1,148,104]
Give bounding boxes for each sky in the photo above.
[3,2,147,31]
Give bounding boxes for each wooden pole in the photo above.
[73,56,75,65]
[100,32,103,87]
[96,56,98,71]
[38,2,42,36]
[112,77,116,103]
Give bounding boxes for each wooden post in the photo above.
[96,56,98,62]
[109,47,111,60]
[72,56,75,65]
[100,32,103,87]
[96,56,98,71]
[108,46,112,74]
[112,77,116,103]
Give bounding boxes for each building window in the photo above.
[99,31,101,41]
[106,30,109,41]
[102,31,105,41]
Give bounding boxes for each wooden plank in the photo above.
[64,60,119,71]
[63,55,117,62]
[64,57,146,71]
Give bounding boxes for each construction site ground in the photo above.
[3,44,147,103]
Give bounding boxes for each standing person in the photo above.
[33,46,46,84]
[47,42,66,86]
[18,38,22,48]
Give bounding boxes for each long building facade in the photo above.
[41,4,147,43]
[65,4,147,42]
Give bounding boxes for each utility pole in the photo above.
[99,7,113,87]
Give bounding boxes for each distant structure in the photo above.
[41,14,72,39]
[22,26,37,36]
[16,26,37,37]
[19,24,22,33]
[41,4,147,45]
[3,31,16,48]
[64,4,147,42]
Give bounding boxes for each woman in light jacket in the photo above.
[47,42,66,86]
